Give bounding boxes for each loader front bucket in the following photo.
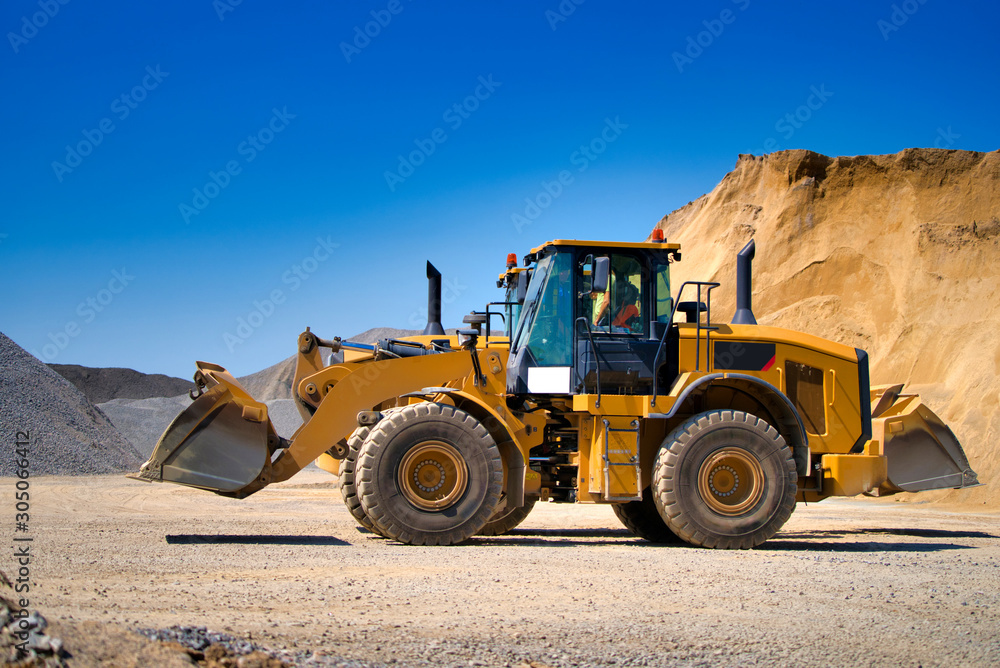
[129,362,280,498]
[870,385,980,494]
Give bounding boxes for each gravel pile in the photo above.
[239,328,421,401]
[237,356,297,402]
[95,395,191,459]
[99,397,306,459]
[135,626,378,667]
[0,332,143,475]
[66,326,443,464]
[47,364,195,404]
[135,626,265,658]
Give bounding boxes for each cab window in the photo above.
[581,254,644,335]
[655,263,672,323]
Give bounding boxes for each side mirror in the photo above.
[592,257,610,293]
[516,271,529,304]
[457,329,479,350]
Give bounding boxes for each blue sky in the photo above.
[2,1,998,377]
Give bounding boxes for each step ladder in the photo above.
[602,418,641,502]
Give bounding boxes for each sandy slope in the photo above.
[651,148,1000,504]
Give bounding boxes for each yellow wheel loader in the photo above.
[132,237,979,548]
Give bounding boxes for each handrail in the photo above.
[484,300,526,344]
[651,281,720,407]
[576,316,602,408]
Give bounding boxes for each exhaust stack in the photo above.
[732,240,757,325]
[423,261,445,335]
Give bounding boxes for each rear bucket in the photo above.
[130,363,279,497]
[871,385,980,494]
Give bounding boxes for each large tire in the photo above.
[652,410,796,549]
[477,498,536,536]
[338,407,405,537]
[612,487,683,544]
[339,425,379,533]
[357,403,503,546]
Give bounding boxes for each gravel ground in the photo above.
[0,333,142,476]
[6,471,998,667]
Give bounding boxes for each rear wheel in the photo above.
[612,487,682,544]
[652,410,796,549]
[357,403,503,546]
[478,498,537,536]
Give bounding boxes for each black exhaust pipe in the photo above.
[732,240,757,325]
[423,261,445,335]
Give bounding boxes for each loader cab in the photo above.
[506,240,681,397]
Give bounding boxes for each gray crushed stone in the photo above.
[99,397,306,459]
[135,626,377,667]
[0,332,143,475]
[47,364,195,404]
[239,327,422,400]
[0,604,64,667]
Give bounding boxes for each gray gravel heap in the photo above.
[135,626,377,667]
[0,332,143,475]
[46,364,195,404]
[99,396,305,459]
[239,327,422,400]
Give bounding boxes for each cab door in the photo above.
[574,252,660,395]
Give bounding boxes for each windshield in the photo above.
[511,252,574,366]
[510,255,550,353]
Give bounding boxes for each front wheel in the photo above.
[652,410,796,549]
[356,403,503,546]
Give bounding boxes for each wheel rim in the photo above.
[698,447,765,516]
[398,440,468,511]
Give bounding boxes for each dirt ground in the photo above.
[7,471,999,667]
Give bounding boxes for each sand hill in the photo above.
[651,148,1000,504]
[0,333,143,475]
